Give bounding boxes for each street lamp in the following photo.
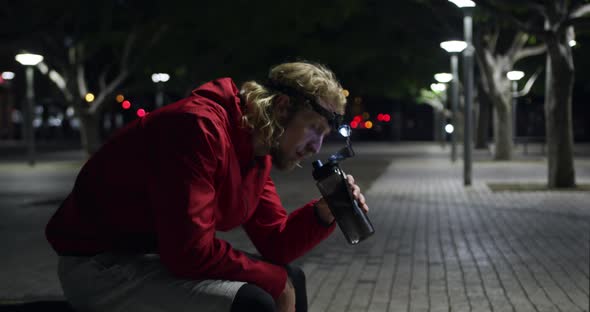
[434,73,453,84]
[431,81,448,147]
[151,73,170,108]
[449,0,476,186]
[440,41,467,163]
[507,70,524,143]
[448,0,475,8]
[15,52,44,166]
[430,83,447,92]
[434,73,453,147]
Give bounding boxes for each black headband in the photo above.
[263,80,343,130]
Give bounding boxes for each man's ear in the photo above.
[273,94,292,120]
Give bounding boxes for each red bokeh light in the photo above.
[136,108,146,117]
[122,100,131,110]
[383,114,391,122]
[350,121,359,129]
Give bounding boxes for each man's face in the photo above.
[271,108,331,171]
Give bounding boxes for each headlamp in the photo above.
[264,80,344,131]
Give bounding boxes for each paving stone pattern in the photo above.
[300,158,590,312]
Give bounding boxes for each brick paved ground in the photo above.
[1,143,589,312]
[297,148,590,312]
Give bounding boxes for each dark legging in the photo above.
[230,264,307,312]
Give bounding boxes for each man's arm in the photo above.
[243,177,336,265]
[145,113,287,300]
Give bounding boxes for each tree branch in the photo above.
[99,63,114,92]
[516,67,542,97]
[477,0,547,36]
[514,43,546,62]
[89,25,169,114]
[89,70,128,114]
[75,45,88,99]
[570,3,590,18]
[37,62,73,103]
[120,30,138,71]
[76,63,88,99]
[489,24,500,53]
[558,16,590,34]
[506,32,529,61]
[127,25,169,71]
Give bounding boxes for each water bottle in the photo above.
[312,159,375,245]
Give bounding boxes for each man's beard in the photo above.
[270,143,299,171]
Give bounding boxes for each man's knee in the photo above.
[285,264,306,287]
[231,284,276,312]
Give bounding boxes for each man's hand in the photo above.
[316,174,369,224]
[276,277,295,312]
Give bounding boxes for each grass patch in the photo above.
[488,182,590,192]
[0,161,83,172]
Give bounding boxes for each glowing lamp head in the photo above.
[15,53,44,66]
[448,0,476,8]
[440,41,467,53]
[434,73,453,83]
[431,83,447,93]
[506,71,525,81]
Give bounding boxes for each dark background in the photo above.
[0,0,588,144]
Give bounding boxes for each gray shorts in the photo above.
[58,253,246,312]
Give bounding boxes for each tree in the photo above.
[2,1,167,154]
[418,88,452,144]
[474,24,545,160]
[479,0,590,187]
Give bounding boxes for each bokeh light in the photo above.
[136,108,146,117]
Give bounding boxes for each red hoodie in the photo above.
[46,78,335,299]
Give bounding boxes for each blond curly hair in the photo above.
[240,62,347,146]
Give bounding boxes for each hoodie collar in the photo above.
[192,78,261,172]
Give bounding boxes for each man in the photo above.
[46,61,369,312]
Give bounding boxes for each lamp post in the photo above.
[151,73,170,108]
[440,41,467,163]
[434,73,453,147]
[15,53,44,166]
[449,0,476,186]
[431,81,448,147]
[507,70,524,143]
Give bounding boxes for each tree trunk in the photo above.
[79,112,102,156]
[493,96,512,160]
[545,37,576,188]
[433,110,442,143]
[476,82,491,149]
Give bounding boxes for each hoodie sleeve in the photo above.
[243,177,336,265]
[146,112,287,300]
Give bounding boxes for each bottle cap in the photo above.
[312,160,323,170]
